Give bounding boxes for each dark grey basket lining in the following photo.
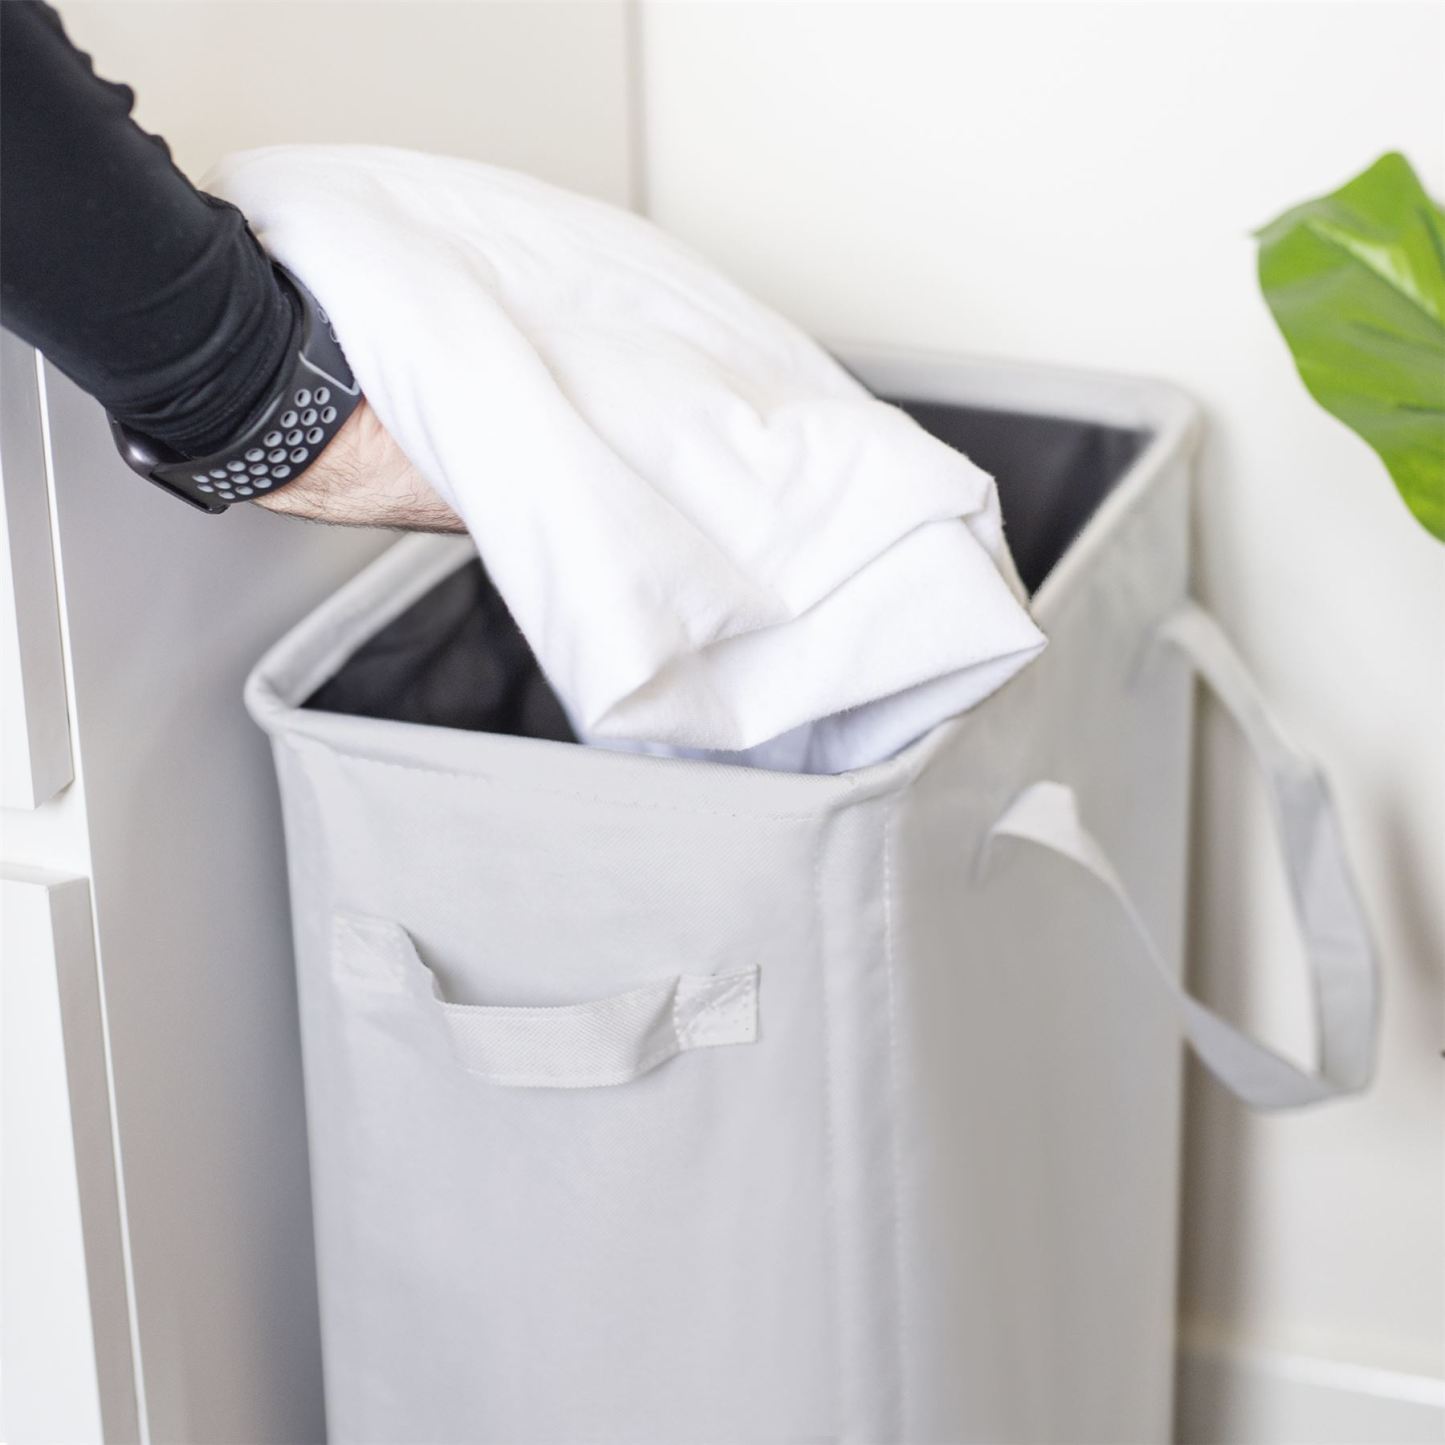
[303,401,1147,740]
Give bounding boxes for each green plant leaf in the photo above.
[1256,151,1445,542]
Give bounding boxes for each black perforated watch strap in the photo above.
[108,264,361,513]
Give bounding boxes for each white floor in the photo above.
[1176,1336,1445,1445]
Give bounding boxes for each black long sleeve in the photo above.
[0,0,299,457]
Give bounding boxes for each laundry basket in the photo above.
[247,348,1377,1445]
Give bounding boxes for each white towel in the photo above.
[209,146,1045,773]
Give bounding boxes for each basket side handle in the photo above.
[333,911,759,1089]
[982,601,1379,1110]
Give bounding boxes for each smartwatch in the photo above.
[107,262,361,514]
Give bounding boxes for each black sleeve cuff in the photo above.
[0,1,300,458]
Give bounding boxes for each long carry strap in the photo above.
[985,601,1379,1110]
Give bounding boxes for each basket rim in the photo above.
[246,346,1201,802]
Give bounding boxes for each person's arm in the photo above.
[0,1,460,531]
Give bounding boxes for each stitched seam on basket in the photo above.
[674,972,755,1047]
[331,913,410,994]
[813,816,843,1432]
[300,744,835,824]
[689,989,754,1046]
[882,801,908,1437]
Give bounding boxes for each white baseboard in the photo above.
[1176,1337,1445,1445]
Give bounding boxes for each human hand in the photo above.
[254,398,464,533]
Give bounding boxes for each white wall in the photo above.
[60,0,637,205]
[639,0,1444,1433]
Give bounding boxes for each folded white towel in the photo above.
[209,145,1045,772]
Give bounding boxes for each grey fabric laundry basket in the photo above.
[248,348,1378,1445]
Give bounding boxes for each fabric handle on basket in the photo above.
[984,601,1379,1110]
[332,911,759,1089]
[436,968,761,1088]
